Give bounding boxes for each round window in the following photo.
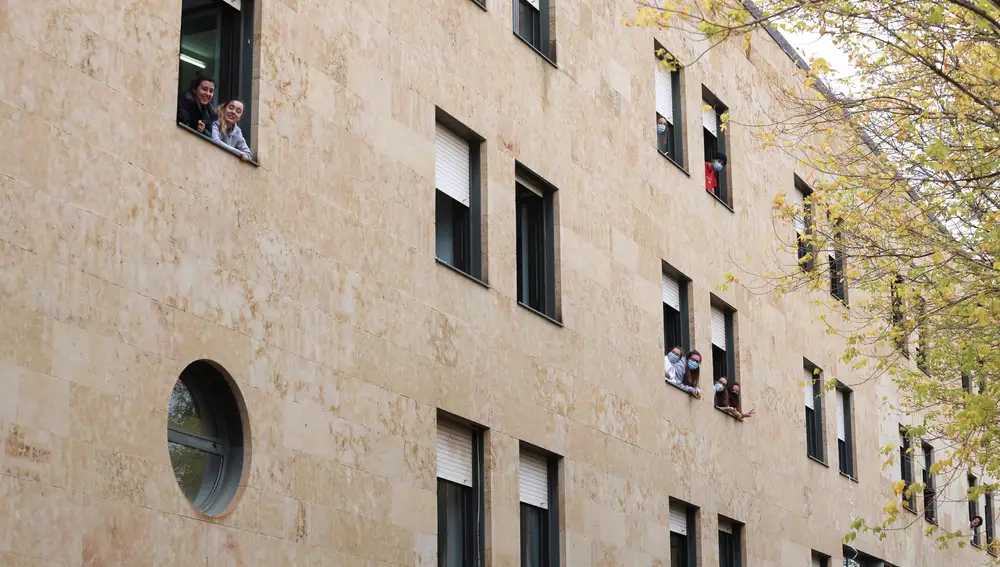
[167,360,248,516]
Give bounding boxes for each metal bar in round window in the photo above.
[168,427,225,455]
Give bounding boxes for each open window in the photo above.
[435,110,485,281]
[437,415,486,567]
[519,445,560,567]
[655,43,683,165]
[804,361,824,462]
[718,517,743,567]
[792,176,814,269]
[670,499,698,567]
[836,385,855,479]
[177,0,256,148]
[710,298,736,385]
[921,441,937,524]
[662,263,691,355]
[702,88,730,206]
[899,426,915,512]
[829,223,847,305]
[891,275,907,356]
[514,0,556,62]
[970,473,982,548]
[515,165,560,322]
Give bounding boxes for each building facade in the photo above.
[0,0,986,565]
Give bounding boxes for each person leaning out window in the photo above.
[704,152,727,193]
[177,76,218,135]
[211,99,252,161]
[665,347,703,400]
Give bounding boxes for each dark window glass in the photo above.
[718,531,736,567]
[438,479,474,567]
[712,344,727,383]
[670,532,687,567]
[795,178,814,270]
[436,191,471,271]
[516,173,557,319]
[891,276,906,354]
[806,371,823,461]
[971,474,982,547]
[514,0,553,59]
[829,252,846,303]
[167,360,245,516]
[177,0,255,137]
[922,442,937,523]
[521,503,548,567]
[986,493,995,551]
[900,428,915,511]
[837,389,854,477]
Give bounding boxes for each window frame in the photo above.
[435,109,486,283]
[718,518,743,567]
[167,359,247,517]
[176,0,257,156]
[804,361,825,463]
[899,426,916,513]
[836,384,856,480]
[701,87,731,208]
[921,441,937,524]
[437,414,486,567]
[515,164,560,323]
[811,551,830,567]
[986,492,996,554]
[669,499,698,567]
[970,473,982,548]
[662,263,691,355]
[519,444,560,567]
[710,296,737,386]
[793,176,815,270]
[829,224,847,305]
[654,42,684,167]
[513,0,556,63]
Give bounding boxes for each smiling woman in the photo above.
[176,0,256,151]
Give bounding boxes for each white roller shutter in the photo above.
[702,102,718,136]
[804,370,815,410]
[519,449,549,510]
[836,390,846,441]
[791,187,806,233]
[669,503,688,535]
[435,124,471,207]
[437,420,473,487]
[711,306,727,349]
[812,556,822,567]
[661,272,680,311]
[221,0,242,10]
[516,173,544,197]
[655,60,674,124]
[525,0,540,9]
[719,518,732,534]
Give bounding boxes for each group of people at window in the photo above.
[653,116,728,193]
[664,346,755,420]
[177,75,253,161]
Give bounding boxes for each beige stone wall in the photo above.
[0,0,980,565]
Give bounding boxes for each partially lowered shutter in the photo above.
[791,186,806,233]
[804,370,815,410]
[811,556,822,567]
[719,518,732,534]
[525,0,540,9]
[669,503,688,535]
[221,0,242,10]
[519,449,548,509]
[435,123,471,207]
[702,102,718,137]
[836,390,846,441]
[662,272,680,311]
[437,420,473,487]
[711,306,727,349]
[655,60,674,124]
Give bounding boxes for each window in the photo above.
[921,441,937,523]
[718,518,742,567]
[655,44,683,164]
[435,111,485,280]
[899,426,915,512]
[986,492,996,554]
[702,88,730,205]
[914,299,928,374]
[811,551,829,567]
[836,386,855,479]
[515,166,559,321]
[792,177,814,269]
[520,446,559,567]
[669,500,697,567]
[662,265,691,354]
[829,227,847,304]
[167,360,247,516]
[437,416,485,567]
[804,362,824,462]
[177,0,255,142]
[891,276,907,356]
[710,300,736,384]
[842,547,895,567]
[513,0,555,61]
[970,473,982,547]
[962,373,972,393]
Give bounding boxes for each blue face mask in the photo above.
[688,360,700,371]
[657,124,667,134]
[667,352,680,364]
[713,161,724,172]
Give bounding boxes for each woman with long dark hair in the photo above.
[211,99,252,161]
[177,75,218,134]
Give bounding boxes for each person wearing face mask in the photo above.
[704,152,727,193]
[211,99,252,161]
[656,116,669,153]
[717,381,755,420]
[664,346,685,384]
[712,376,728,405]
[177,75,218,135]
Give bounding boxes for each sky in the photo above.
[779,29,856,93]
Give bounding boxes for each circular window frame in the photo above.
[166,359,250,517]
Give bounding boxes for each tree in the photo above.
[631,0,1000,553]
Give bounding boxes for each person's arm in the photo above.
[211,123,250,159]
[231,127,252,159]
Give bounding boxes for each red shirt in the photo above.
[705,162,717,192]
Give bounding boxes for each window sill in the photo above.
[903,504,917,515]
[807,455,829,468]
[517,302,563,327]
[706,190,734,213]
[177,123,260,167]
[714,405,746,421]
[839,471,859,483]
[513,32,558,69]
[924,517,938,526]
[664,379,700,398]
[436,258,489,288]
[658,151,689,176]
